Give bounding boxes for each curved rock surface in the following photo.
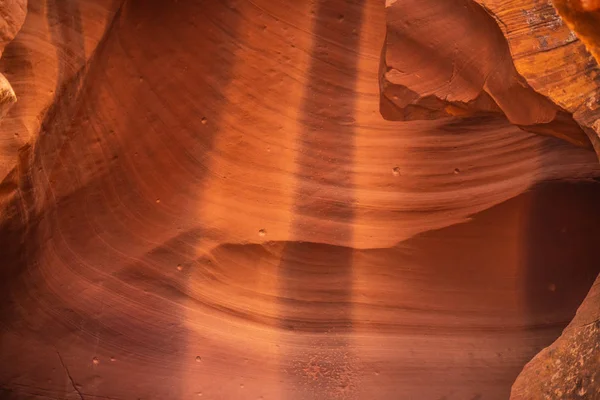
[382,0,600,398]
[474,0,600,153]
[1,1,600,399]
[0,0,26,133]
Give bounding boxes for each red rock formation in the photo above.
[383,0,600,398]
[0,0,599,399]
[574,0,600,11]
[0,1,26,127]
[381,0,600,150]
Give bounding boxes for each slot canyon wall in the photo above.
[0,0,599,399]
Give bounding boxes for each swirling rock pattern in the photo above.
[383,0,600,398]
[1,0,600,399]
[0,0,26,157]
[473,0,600,153]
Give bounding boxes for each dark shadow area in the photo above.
[278,242,355,333]
[278,0,366,331]
[342,180,600,399]
[0,173,38,327]
[276,0,365,398]
[524,180,600,330]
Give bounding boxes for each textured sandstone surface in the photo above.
[0,0,600,399]
[381,0,600,151]
[382,0,600,398]
[0,0,25,124]
[475,0,600,153]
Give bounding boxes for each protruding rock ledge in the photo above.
[381,0,600,153]
[0,0,26,118]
